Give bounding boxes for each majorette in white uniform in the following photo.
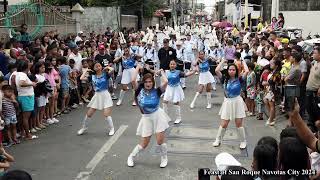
[190,52,216,109]
[183,34,197,67]
[175,40,187,89]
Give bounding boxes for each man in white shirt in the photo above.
[144,41,157,64]
[68,43,82,72]
[75,31,83,43]
[183,34,197,69]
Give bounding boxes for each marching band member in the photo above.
[190,51,216,109]
[183,34,197,71]
[163,60,195,124]
[114,46,142,106]
[127,65,171,168]
[77,62,116,136]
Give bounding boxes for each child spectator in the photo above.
[255,84,264,120]
[246,62,256,116]
[80,59,91,103]
[58,57,71,114]
[2,85,19,145]
[34,62,54,127]
[44,61,59,124]
[69,59,82,108]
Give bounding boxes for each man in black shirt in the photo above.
[95,44,112,67]
[158,39,177,70]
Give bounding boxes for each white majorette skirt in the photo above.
[199,71,215,85]
[121,68,140,84]
[87,90,113,110]
[219,95,247,121]
[163,85,185,103]
[136,108,171,137]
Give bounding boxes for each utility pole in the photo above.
[172,0,177,27]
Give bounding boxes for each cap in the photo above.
[281,38,289,44]
[176,41,182,46]
[209,41,215,47]
[147,40,153,45]
[215,152,241,172]
[78,31,83,34]
[68,43,78,49]
[98,44,105,50]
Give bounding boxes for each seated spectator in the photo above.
[279,137,310,180]
[2,170,32,180]
[0,147,15,176]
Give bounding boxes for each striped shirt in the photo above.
[2,98,16,117]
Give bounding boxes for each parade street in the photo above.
[8,76,287,180]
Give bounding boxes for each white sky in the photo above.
[8,0,28,5]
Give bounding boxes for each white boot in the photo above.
[77,115,90,135]
[212,82,217,91]
[132,90,137,106]
[163,103,168,114]
[159,143,168,168]
[127,144,143,167]
[106,116,115,136]
[237,127,247,149]
[206,92,212,109]
[190,92,200,109]
[116,90,126,106]
[212,126,226,147]
[174,105,182,124]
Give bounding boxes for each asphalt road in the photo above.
[8,76,288,180]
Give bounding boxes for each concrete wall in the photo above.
[80,7,120,34]
[280,0,320,11]
[121,15,138,30]
[282,11,320,38]
[224,1,236,24]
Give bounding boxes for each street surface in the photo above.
[9,76,287,180]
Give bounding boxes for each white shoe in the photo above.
[190,102,195,109]
[240,141,247,149]
[265,118,270,126]
[31,128,37,133]
[108,128,115,136]
[132,101,137,106]
[160,155,168,168]
[195,72,199,75]
[213,87,217,91]
[174,118,182,124]
[47,119,54,125]
[77,127,87,135]
[72,104,78,109]
[212,139,221,147]
[127,155,134,167]
[79,102,84,105]
[116,100,122,106]
[269,121,275,126]
[52,118,59,123]
[206,103,212,109]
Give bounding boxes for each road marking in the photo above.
[75,125,128,180]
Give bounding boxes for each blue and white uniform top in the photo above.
[136,86,162,114]
[166,70,184,87]
[90,72,110,92]
[122,56,135,69]
[198,59,210,73]
[224,77,243,98]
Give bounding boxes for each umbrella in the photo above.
[225,27,233,31]
[219,21,233,28]
[212,21,220,27]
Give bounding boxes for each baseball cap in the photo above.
[68,43,78,49]
[78,31,83,34]
[281,38,289,44]
[215,152,241,172]
[98,44,105,50]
